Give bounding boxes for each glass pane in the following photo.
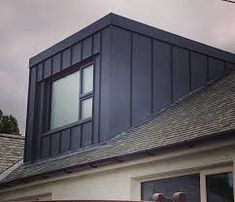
[50,71,80,129]
[207,172,234,202]
[141,174,200,202]
[82,65,93,94]
[81,97,93,119]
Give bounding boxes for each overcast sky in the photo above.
[0,0,235,134]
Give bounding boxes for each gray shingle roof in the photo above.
[0,134,24,174]
[1,70,235,185]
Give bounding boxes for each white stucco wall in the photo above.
[1,139,235,201]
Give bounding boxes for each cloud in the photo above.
[0,0,234,134]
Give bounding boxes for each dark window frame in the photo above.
[41,58,94,137]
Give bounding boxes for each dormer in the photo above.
[24,13,235,163]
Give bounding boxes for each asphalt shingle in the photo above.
[0,134,24,174]
[1,70,235,185]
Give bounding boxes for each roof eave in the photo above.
[1,128,235,188]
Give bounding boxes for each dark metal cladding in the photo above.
[190,52,207,90]
[32,81,45,160]
[29,14,112,67]
[62,48,71,70]
[92,55,100,144]
[24,13,235,162]
[153,40,172,112]
[82,36,92,60]
[43,58,52,79]
[172,46,190,101]
[208,57,225,80]
[81,122,92,147]
[41,136,50,158]
[51,132,60,156]
[99,27,112,142]
[71,125,81,150]
[71,43,82,65]
[24,67,37,162]
[109,26,131,138]
[52,53,61,74]
[60,129,71,153]
[36,63,43,82]
[93,32,101,54]
[131,33,152,125]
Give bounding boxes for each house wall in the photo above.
[1,139,235,201]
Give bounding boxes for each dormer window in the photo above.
[50,64,93,130]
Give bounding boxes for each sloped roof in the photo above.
[0,134,24,174]
[1,70,235,186]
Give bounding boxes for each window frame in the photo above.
[200,166,233,202]
[141,173,201,201]
[79,64,94,120]
[138,165,233,202]
[50,70,80,130]
[42,60,94,136]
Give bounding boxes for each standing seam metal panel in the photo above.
[26,22,232,162]
[28,31,102,161]
[131,33,152,125]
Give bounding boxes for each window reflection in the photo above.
[81,97,93,119]
[82,65,93,94]
[50,71,80,129]
[141,174,200,202]
[50,64,94,130]
[207,172,234,202]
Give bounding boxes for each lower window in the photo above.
[141,174,200,202]
[207,172,234,202]
[141,171,234,202]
